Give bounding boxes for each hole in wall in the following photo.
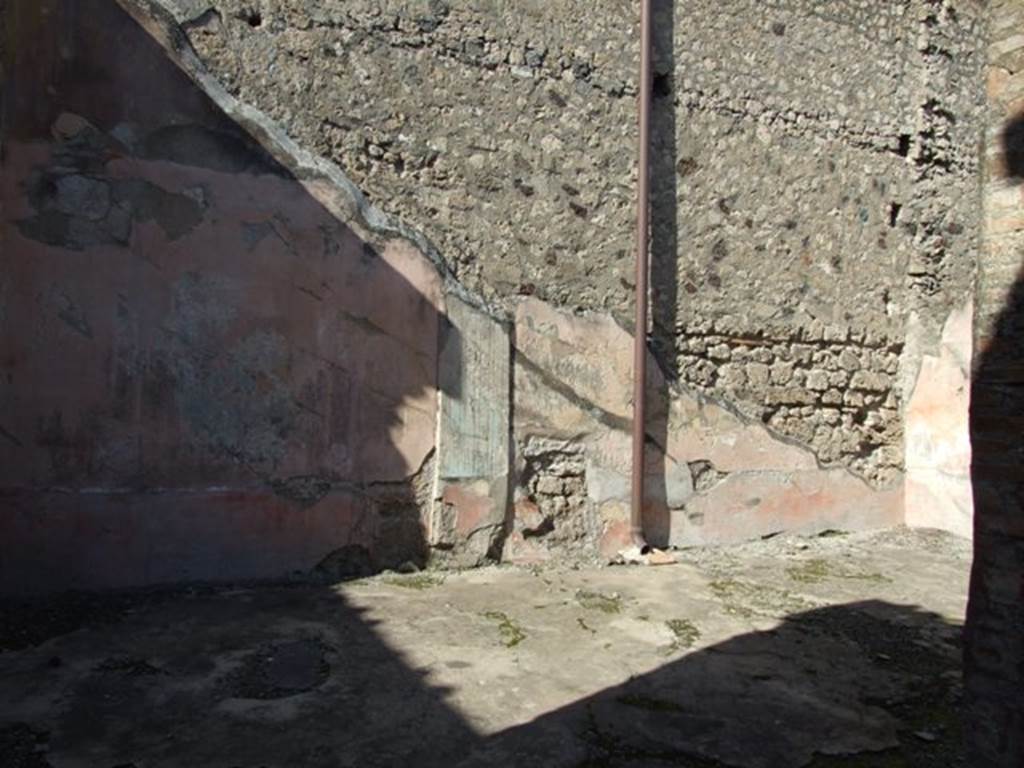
[522,518,555,539]
[897,134,912,158]
[888,202,902,228]
[652,73,672,98]
[237,8,262,27]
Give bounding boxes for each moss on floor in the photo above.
[786,558,891,585]
[707,578,814,618]
[482,610,527,648]
[576,589,623,614]
[380,573,445,590]
[665,618,701,651]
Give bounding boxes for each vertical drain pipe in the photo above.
[630,0,653,552]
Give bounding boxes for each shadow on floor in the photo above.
[0,585,964,768]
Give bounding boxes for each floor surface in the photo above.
[0,527,970,767]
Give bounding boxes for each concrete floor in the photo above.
[1,528,970,768]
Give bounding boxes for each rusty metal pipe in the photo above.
[631,0,653,551]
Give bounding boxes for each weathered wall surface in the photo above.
[0,0,993,592]
[176,0,986,494]
[504,297,901,564]
[903,303,973,537]
[965,0,1024,763]
[0,0,446,592]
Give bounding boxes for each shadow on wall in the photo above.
[964,111,1024,765]
[649,0,680,370]
[646,0,679,547]
[0,589,965,767]
[1001,113,1024,179]
[0,0,456,592]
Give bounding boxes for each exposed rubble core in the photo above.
[174,0,986,484]
[516,442,593,554]
[674,322,904,485]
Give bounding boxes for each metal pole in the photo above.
[631,0,652,550]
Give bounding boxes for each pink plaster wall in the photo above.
[0,0,442,593]
[904,304,974,539]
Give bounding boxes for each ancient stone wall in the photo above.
[176,0,987,489]
[0,0,994,592]
[965,0,1024,763]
